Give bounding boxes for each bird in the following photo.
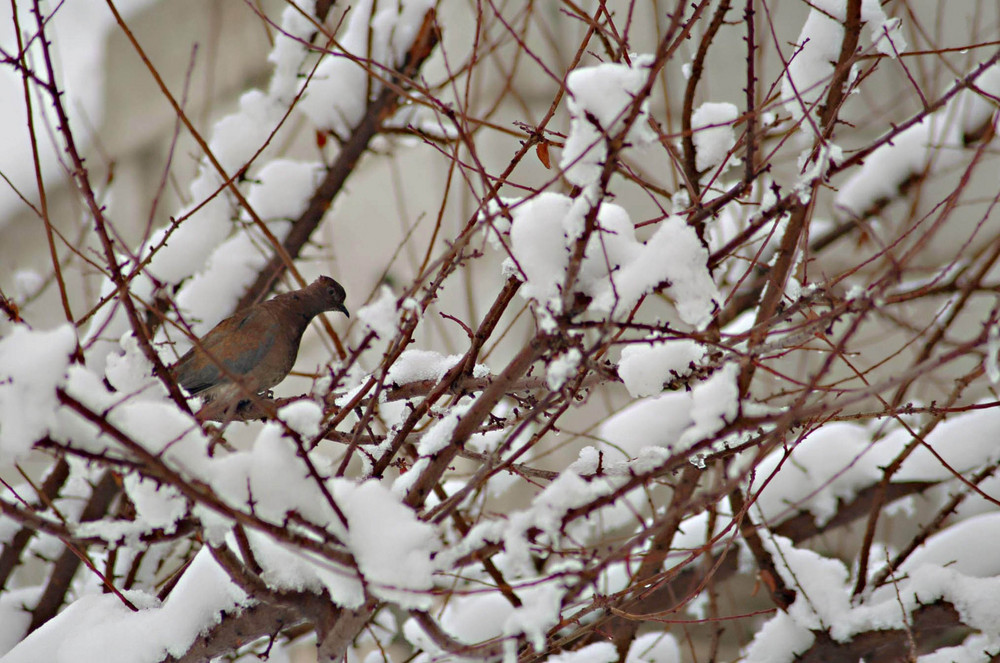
[171,276,348,420]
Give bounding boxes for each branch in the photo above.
[236,10,441,309]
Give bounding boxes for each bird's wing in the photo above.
[174,308,264,395]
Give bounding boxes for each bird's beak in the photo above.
[338,304,350,318]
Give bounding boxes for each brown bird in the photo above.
[172,276,348,419]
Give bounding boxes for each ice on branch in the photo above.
[560,55,656,188]
[0,324,76,464]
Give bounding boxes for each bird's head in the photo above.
[312,276,350,317]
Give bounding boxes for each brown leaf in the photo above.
[536,141,551,169]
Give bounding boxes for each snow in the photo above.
[835,113,957,217]
[338,480,438,609]
[0,324,76,464]
[748,422,882,525]
[597,363,736,460]
[544,642,617,663]
[547,348,582,390]
[505,192,718,329]
[11,270,43,302]
[278,399,324,437]
[247,159,326,221]
[836,63,1000,217]
[598,392,694,460]
[120,475,187,534]
[561,56,657,187]
[742,515,1000,661]
[296,1,374,137]
[296,0,435,137]
[679,362,739,446]
[499,583,567,658]
[416,401,468,455]
[245,528,359,601]
[0,588,39,655]
[0,0,158,225]
[357,285,401,338]
[625,631,681,663]
[207,424,327,526]
[768,534,853,630]
[169,159,324,345]
[385,348,488,385]
[135,424,439,610]
[917,634,1000,663]
[2,548,249,663]
[589,215,719,328]
[900,566,1000,638]
[84,0,431,369]
[988,324,1000,384]
[8,2,1000,662]
[896,512,1000,579]
[691,102,739,172]
[145,91,286,287]
[266,0,319,101]
[869,405,1000,482]
[403,591,513,656]
[741,611,815,663]
[507,192,578,310]
[3,593,161,663]
[782,0,905,124]
[104,333,160,397]
[452,469,621,580]
[618,339,706,397]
